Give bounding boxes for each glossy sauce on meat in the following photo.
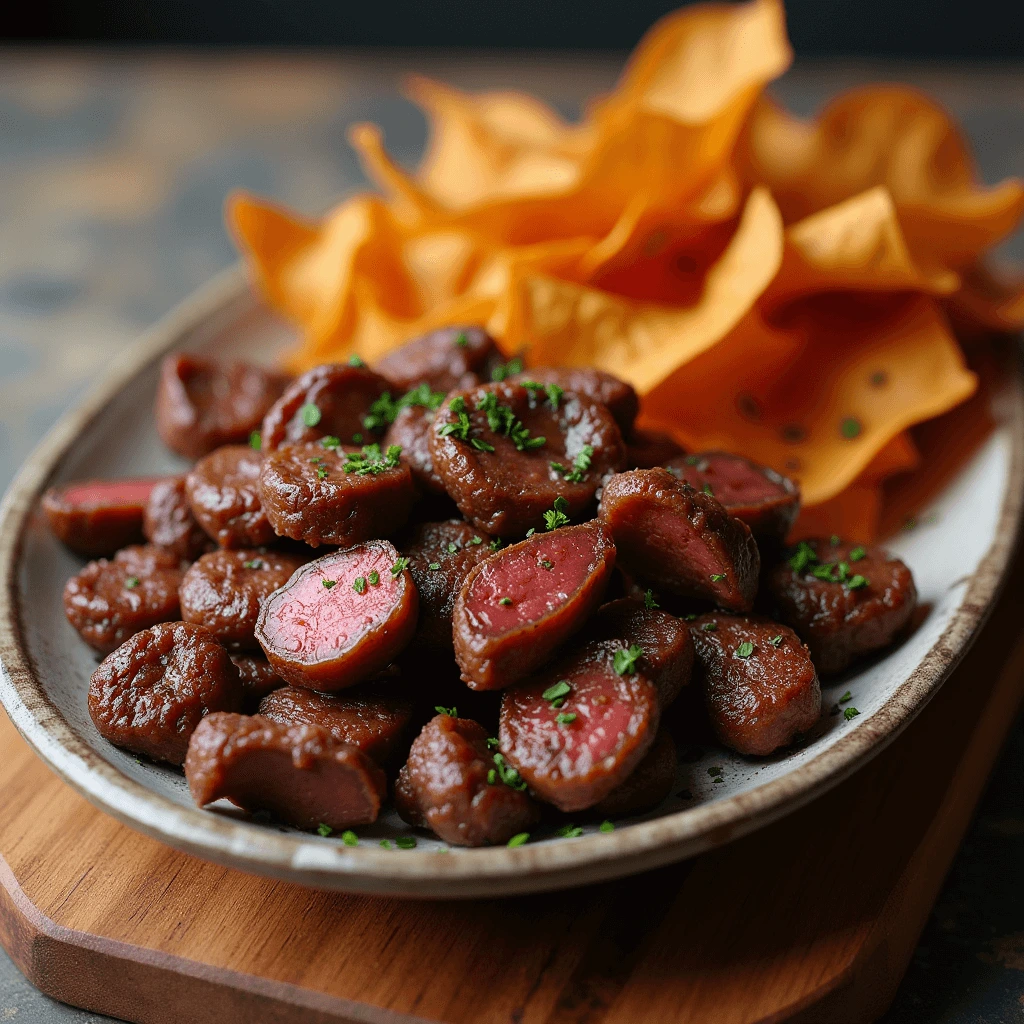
[453,521,616,690]
[230,654,286,710]
[511,366,639,434]
[624,428,686,469]
[375,325,500,393]
[186,444,275,549]
[384,405,447,495]
[143,475,212,560]
[592,728,676,816]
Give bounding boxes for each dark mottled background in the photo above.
[0,51,1022,1023]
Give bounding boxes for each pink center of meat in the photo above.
[62,479,158,508]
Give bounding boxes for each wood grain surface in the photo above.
[1,541,1022,1024]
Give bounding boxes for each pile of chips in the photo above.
[229,0,1024,540]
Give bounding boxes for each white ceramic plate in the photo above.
[1,266,1021,898]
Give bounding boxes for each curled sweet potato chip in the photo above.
[228,0,1022,540]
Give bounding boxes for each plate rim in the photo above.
[2,265,1022,898]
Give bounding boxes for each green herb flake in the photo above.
[396,836,417,850]
[249,430,262,451]
[343,443,402,475]
[556,712,577,724]
[348,353,364,366]
[701,621,717,631]
[470,536,483,545]
[525,528,536,538]
[839,690,853,704]
[735,641,755,658]
[428,562,441,571]
[487,768,497,785]
[709,572,727,582]
[830,534,840,546]
[322,579,336,589]
[644,589,659,610]
[434,705,457,717]
[769,634,783,647]
[499,596,513,606]
[788,540,819,573]
[471,437,496,452]
[446,542,458,554]
[341,830,358,847]
[613,645,644,676]
[556,825,584,839]
[543,680,572,702]
[124,575,141,590]
[380,839,393,849]
[840,416,862,439]
[848,546,867,562]
[702,482,714,496]
[316,467,329,480]
[317,823,332,837]
[320,435,342,450]
[684,613,698,621]
[352,433,363,444]
[713,776,724,783]
[368,570,380,586]
[489,538,503,551]
[454,331,469,348]
[490,356,524,382]
[544,495,571,531]
[540,559,554,570]
[598,820,615,834]
[847,574,869,590]
[843,706,860,721]
[486,737,500,750]
[492,752,527,791]
[243,559,264,570]
[708,766,723,777]
[390,557,410,577]
[507,832,530,848]
[300,402,322,428]
[353,576,367,594]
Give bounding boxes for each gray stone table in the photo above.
[0,50,1022,1023]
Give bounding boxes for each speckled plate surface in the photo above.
[1,266,1022,898]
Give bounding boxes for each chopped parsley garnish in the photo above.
[124,575,141,589]
[396,836,417,850]
[520,380,563,409]
[454,331,469,348]
[368,570,380,586]
[317,823,332,837]
[613,645,644,676]
[437,409,472,441]
[709,572,726,582]
[556,712,577,724]
[353,576,367,594]
[839,690,853,704]
[644,589,659,610]
[428,562,441,571]
[768,634,783,647]
[543,680,571,702]
[447,542,458,554]
[707,766,723,777]
[364,384,446,433]
[843,706,860,721]
[320,435,342,450]
[471,437,495,452]
[526,528,536,538]
[492,752,527,791]
[300,402,322,427]
[540,559,554,570]
[788,541,818,573]
[556,824,584,839]
[552,444,594,483]
[508,832,530,848]
[380,839,393,849]
[840,417,862,439]
[322,579,336,589]
[343,443,402,475]
[348,353,364,367]
[470,536,483,545]
[830,534,840,546]
[684,613,697,621]
[702,482,714,496]
[352,433,363,444]
[486,737,500,750]
[489,538,503,551]
[701,621,717,631]
[487,769,497,785]
[434,705,457,717]
[243,559,264,570]
[249,430,262,451]
[316,467,329,480]
[544,496,571,530]
[598,820,615,834]
[847,574,869,589]
[490,356,524,382]
[735,641,755,658]
[848,546,866,562]
[390,557,410,577]
[499,596,513,606]
[341,830,358,846]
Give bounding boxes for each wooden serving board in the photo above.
[1,558,1023,1024]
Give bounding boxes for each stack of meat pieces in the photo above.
[45,326,918,846]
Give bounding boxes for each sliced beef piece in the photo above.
[179,549,308,651]
[403,519,495,658]
[255,541,418,691]
[186,445,275,549]
[394,714,540,847]
[143,475,212,561]
[155,354,289,460]
[453,521,616,691]
[592,728,677,817]
[598,468,760,612]
[624,428,686,469]
[375,325,500,394]
[690,613,821,756]
[511,366,639,434]
[64,544,187,654]
[258,440,415,547]
[258,684,415,766]
[584,598,693,707]
[499,641,660,812]
[185,713,386,831]
[665,452,799,544]
[230,654,286,711]
[429,381,626,537]
[89,621,243,764]
[43,478,159,558]
[766,538,918,675]
[260,362,390,451]
[384,404,448,495]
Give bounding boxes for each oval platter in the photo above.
[1,266,1022,899]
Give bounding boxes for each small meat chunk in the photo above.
[155,354,289,460]
[89,621,243,764]
[186,445,275,549]
[394,714,540,846]
[230,654,285,710]
[453,521,616,690]
[375,325,500,393]
[404,520,495,658]
[584,598,694,707]
[429,382,626,537]
[179,549,308,650]
[666,452,799,544]
[691,613,821,756]
[499,642,660,812]
[259,684,415,766]
[258,440,415,547]
[599,468,760,612]
[143,475,212,560]
[592,729,677,817]
[766,538,918,675]
[43,477,159,558]
[64,544,187,654]
[255,541,418,691]
[260,362,390,451]
[185,713,386,831]
[624,428,686,469]
[384,404,447,495]
[512,366,639,434]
